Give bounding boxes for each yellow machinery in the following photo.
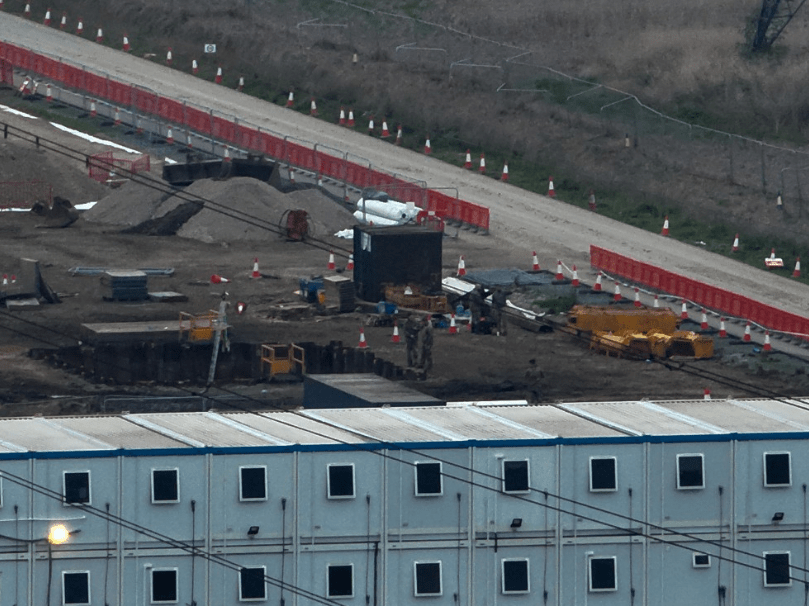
[261,344,306,378]
[590,330,714,359]
[179,311,221,342]
[568,305,679,334]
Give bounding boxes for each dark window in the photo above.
[240,467,267,501]
[693,554,711,568]
[327,565,354,598]
[151,569,178,603]
[677,454,704,489]
[152,469,179,503]
[590,457,617,491]
[764,552,791,587]
[239,567,266,601]
[502,559,529,594]
[764,453,791,487]
[414,562,442,596]
[415,462,442,496]
[328,464,355,499]
[64,472,90,505]
[63,571,90,605]
[589,557,617,592]
[503,460,529,493]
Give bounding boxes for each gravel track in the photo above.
[4,14,809,319]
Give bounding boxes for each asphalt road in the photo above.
[4,14,809,321]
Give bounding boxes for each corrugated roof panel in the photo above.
[125,413,275,447]
[478,404,625,437]
[302,408,454,442]
[561,401,723,436]
[49,416,190,450]
[396,406,550,440]
[220,411,369,445]
[691,399,809,433]
[0,419,110,451]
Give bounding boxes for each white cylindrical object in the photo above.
[355,198,421,222]
[352,210,400,226]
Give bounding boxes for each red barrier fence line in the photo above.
[590,244,809,337]
[0,41,491,231]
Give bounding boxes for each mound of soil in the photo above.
[83,179,176,226]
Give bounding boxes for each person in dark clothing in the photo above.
[525,358,544,403]
[404,315,420,367]
[468,285,485,334]
[417,314,434,372]
[491,287,508,336]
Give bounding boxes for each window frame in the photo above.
[327,463,356,500]
[238,566,267,602]
[589,456,618,492]
[763,551,792,588]
[326,563,355,599]
[239,466,268,502]
[676,453,705,490]
[502,459,530,494]
[151,468,180,504]
[588,556,617,593]
[413,561,443,597]
[150,567,179,604]
[763,452,792,488]
[62,570,91,606]
[63,471,91,506]
[414,461,443,497]
[501,558,530,595]
[692,553,711,568]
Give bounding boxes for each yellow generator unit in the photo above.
[568,305,680,334]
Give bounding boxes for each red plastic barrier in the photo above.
[239,126,263,152]
[158,98,184,125]
[83,72,106,99]
[184,106,209,135]
[590,245,809,335]
[211,116,236,143]
[107,80,131,107]
[318,154,344,181]
[133,89,159,115]
[262,133,285,158]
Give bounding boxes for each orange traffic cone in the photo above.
[464,149,472,169]
[367,116,374,135]
[2,274,7,286]
[114,107,121,125]
[719,317,727,338]
[531,251,540,271]
[479,153,486,174]
[391,321,400,343]
[237,76,244,92]
[251,258,261,279]
[358,327,368,349]
[457,255,466,276]
[346,254,354,271]
[395,125,402,145]
[10,275,15,284]
[215,66,223,84]
[661,216,670,236]
[593,272,603,292]
[633,288,642,308]
[90,99,96,117]
[339,107,346,125]
[555,260,564,281]
[60,12,67,29]
[571,265,579,286]
[613,282,621,301]
[223,147,231,163]
[192,59,199,75]
[703,388,711,401]
[286,91,294,107]
[501,163,509,181]
[763,330,772,351]
[732,233,739,252]
[653,294,660,308]
[448,314,457,334]
[548,176,555,197]
[44,9,51,25]
[700,309,708,330]
[236,301,247,315]
[210,274,230,284]
[381,121,390,138]
[122,34,130,52]
[743,321,752,342]
[45,84,52,102]
[166,47,173,65]
[793,257,801,278]
[424,137,432,154]
[289,168,295,184]
[95,28,103,43]
[347,109,355,127]
[76,19,83,35]
[23,4,30,18]
[680,299,688,320]
[310,98,317,116]
[166,127,174,145]
[328,251,336,271]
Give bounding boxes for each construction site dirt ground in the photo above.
[0,107,807,414]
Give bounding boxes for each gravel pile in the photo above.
[84,176,357,242]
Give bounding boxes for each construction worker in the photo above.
[525,358,544,403]
[417,314,434,372]
[468,285,484,334]
[404,315,420,368]
[491,287,508,336]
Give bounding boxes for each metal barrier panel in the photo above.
[185,106,210,135]
[134,89,159,115]
[84,72,106,99]
[107,80,130,107]
[211,116,236,142]
[319,154,344,180]
[344,160,369,188]
[158,98,184,125]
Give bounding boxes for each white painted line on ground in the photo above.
[49,122,141,154]
[0,104,37,119]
